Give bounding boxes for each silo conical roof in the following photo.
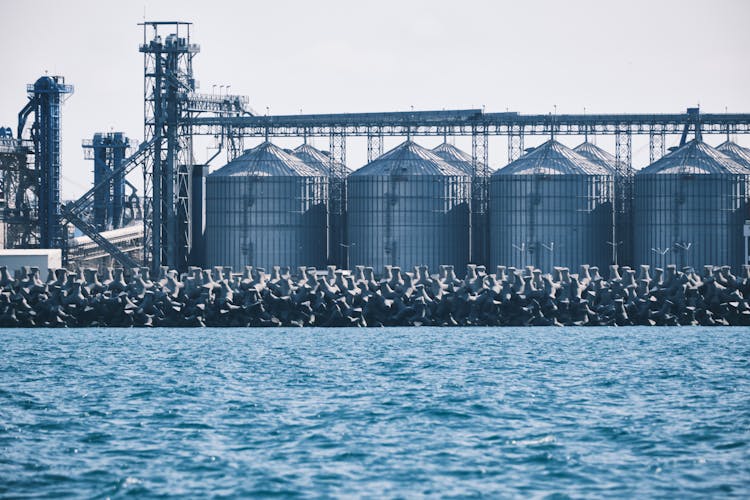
[432,142,478,175]
[573,141,618,173]
[293,143,351,178]
[716,140,750,169]
[350,140,468,176]
[210,141,322,177]
[637,139,750,175]
[493,139,611,176]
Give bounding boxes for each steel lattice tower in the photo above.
[27,76,73,249]
[139,21,198,272]
[83,132,130,231]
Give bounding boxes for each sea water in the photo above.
[1,327,748,498]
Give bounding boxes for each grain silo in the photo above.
[717,140,750,168]
[633,140,750,272]
[293,143,351,267]
[573,142,618,174]
[293,143,351,177]
[347,140,471,276]
[432,142,489,265]
[489,140,614,272]
[574,141,625,265]
[205,141,328,272]
[431,142,476,175]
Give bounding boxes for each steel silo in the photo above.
[347,140,471,276]
[205,141,328,272]
[431,143,476,175]
[573,142,618,174]
[574,141,626,265]
[489,140,614,273]
[634,140,750,272]
[717,140,750,168]
[432,142,489,266]
[294,143,350,267]
[293,143,351,178]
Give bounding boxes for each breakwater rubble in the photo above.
[1,263,750,327]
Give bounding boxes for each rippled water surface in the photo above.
[1,327,749,498]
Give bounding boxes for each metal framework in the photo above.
[13,77,75,251]
[0,135,36,248]
[471,125,489,264]
[328,129,347,266]
[366,132,384,163]
[61,139,155,268]
[83,132,130,231]
[614,126,633,265]
[139,21,199,272]
[52,23,750,272]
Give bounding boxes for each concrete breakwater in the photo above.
[1,263,749,328]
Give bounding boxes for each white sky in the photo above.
[1,0,749,198]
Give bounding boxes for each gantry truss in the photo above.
[186,108,750,181]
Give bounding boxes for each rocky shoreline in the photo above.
[1,263,749,328]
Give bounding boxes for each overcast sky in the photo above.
[1,0,749,198]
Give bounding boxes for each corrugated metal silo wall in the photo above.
[348,175,471,276]
[634,174,750,272]
[489,174,614,273]
[205,176,328,272]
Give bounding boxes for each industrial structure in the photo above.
[205,142,328,272]
[82,132,133,231]
[432,142,490,265]
[2,21,750,275]
[347,141,471,274]
[0,76,73,251]
[292,142,350,267]
[489,140,614,272]
[633,140,750,272]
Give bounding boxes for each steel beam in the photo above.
[366,132,384,163]
[614,125,633,267]
[649,126,666,164]
[185,110,750,138]
[508,125,525,163]
[328,129,347,267]
[140,21,198,273]
[471,126,489,265]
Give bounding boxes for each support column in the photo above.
[507,125,525,164]
[328,129,347,268]
[367,131,384,163]
[649,125,666,164]
[471,126,489,266]
[615,125,633,267]
[190,164,208,267]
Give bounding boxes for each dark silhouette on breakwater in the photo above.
[1,263,749,328]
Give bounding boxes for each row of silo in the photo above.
[203,137,750,276]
